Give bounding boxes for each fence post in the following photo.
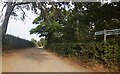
[104,29,107,43]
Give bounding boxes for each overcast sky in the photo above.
[0,3,41,41]
[7,12,41,41]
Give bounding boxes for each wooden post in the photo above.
[104,29,107,43]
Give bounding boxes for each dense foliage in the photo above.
[31,38,47,47]
[2,34,35,50]
[37,38,47,47]
[31,38,38,46]
[30,2,120,71]
[45,42,120,71]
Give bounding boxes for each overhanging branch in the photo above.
[13,2,31,7]
[18,6,33,20]
[0,3,7,18]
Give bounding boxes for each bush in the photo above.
[45,42,120,71]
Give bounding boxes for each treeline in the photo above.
[30,2,120,71]
[2,34,35,50]
[31,38,47,47]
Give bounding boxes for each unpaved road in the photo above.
[2,48,91,72]
[0,55,2,73]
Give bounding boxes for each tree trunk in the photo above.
[47,32,53,43]
[1,2,14,35]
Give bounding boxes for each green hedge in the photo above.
[2,34,36,50]
[45,42,120,71]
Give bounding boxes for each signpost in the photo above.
[95,29,120,42]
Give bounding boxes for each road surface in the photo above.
[0,55,1,73]
[2,48,92,72]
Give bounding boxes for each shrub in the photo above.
[45,42,120,71]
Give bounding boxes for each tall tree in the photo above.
[30,2,70,43]
[0,1,46,35]
[30,2,120,44]
[1,2,31,35]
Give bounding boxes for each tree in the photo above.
[1,2,31,35]
[30,2,120,44]
[37,38,47,47]
[0,1,46,35]
[82,2,120,31]
[30,2,70,43]
[31,38,37,46]
[30,2,94,43]
[82,2,120,42]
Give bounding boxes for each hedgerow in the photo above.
[2,34,36,50]
[45,42,120,71]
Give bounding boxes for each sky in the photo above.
[0,3,41,41]
[6,11,41,41]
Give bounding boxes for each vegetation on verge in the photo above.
[45,42,120,71]
[37,38,47,47]
[31,38,47,47]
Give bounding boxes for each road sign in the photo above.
[95,29,120,35]
[95,30,104,35]
[95,29,120,42]
[107,29,120,35]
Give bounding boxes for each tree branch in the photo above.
[18,6,33,20]
[13,2,31,7]
[0,3,7,18]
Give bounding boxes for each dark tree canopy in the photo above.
[30,2,120,43]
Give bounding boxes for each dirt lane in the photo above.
[2,48,91,72]
[0,55,2,73]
